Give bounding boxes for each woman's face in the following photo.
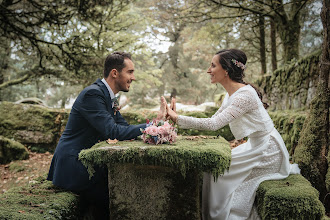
[207,55,227,84]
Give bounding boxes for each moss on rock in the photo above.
[0,135,29,164]
[79,136,231,180]
[0,175,81,220]
[255,174,325,220]
[268,111,307,155]
[256,50,321,110]
[326,152,330,192]
[293,83,329,206]
[0,102,69,152]
[108,163,201,220]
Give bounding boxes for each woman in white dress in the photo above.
[165,49,300,220]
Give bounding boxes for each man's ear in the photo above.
[110,69,118,78]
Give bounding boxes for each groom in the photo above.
[47,52,147,219]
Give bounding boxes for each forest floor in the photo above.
[0,151,53,193]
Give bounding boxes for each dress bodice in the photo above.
[177,85,274,140]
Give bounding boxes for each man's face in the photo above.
[115,58,135,92]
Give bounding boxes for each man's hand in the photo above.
[156,96,167,121]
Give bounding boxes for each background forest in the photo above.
[0,0,323,109]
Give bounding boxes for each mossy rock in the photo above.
[79,136,231,180]
[0,175,81,220]
[0,135,29,164]
[268,110,307,155]
[255,50,321,110]
[255,174,325,220]
[108,163,201,220]
[0,101,69,153]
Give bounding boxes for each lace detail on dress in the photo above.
[178,89,258,131]
[231,136,283,217]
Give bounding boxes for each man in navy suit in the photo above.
[47,52,146,219]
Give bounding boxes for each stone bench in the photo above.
[255,174,326,220]
[79,136,231,220]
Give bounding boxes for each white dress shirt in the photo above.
[101,78,116,108]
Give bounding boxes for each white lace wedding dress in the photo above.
[177,85,300,220]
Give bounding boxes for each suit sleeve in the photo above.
[114,111,130,126]
[77,88,146,141]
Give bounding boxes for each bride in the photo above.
[161,49,300,220]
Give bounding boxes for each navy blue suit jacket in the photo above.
[47,79,146,191]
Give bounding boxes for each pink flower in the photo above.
[145,125,158,136]
[157,126,167,135]
[141,120,177,145]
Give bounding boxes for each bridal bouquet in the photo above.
[141,120,177,145]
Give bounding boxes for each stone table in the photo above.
[79,136,231,220]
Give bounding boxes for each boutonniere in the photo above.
[112,97,121,115]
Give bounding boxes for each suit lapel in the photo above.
[94,79,113,114]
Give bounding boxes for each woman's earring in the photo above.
[225,72,228,76]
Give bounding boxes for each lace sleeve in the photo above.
[177,90,258,131]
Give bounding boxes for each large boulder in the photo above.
[0,101,69,152]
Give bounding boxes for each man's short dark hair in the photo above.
[103,52,132,78]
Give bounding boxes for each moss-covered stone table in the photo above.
[79,136,231,220]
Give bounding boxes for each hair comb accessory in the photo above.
[231,59,246,70]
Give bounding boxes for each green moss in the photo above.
[255,174,325,220]
[79,136,231,180]
[293,83,329,201]
[326,152,330,192]
[269,111,307,155]
[108,164,200,219]
[121,110,157,125]
[0,102,69,152]
[255,50,321,110]
[9,161,25,172]
[0,175,81,220]
[0,135,29,164]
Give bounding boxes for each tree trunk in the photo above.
[293,0,330,212]
[0,37,11,101]
[276,18,301,63]
[270,17,277,72]
[320,0,330,212]
[259,14,266,74]
[272,0,304,63]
